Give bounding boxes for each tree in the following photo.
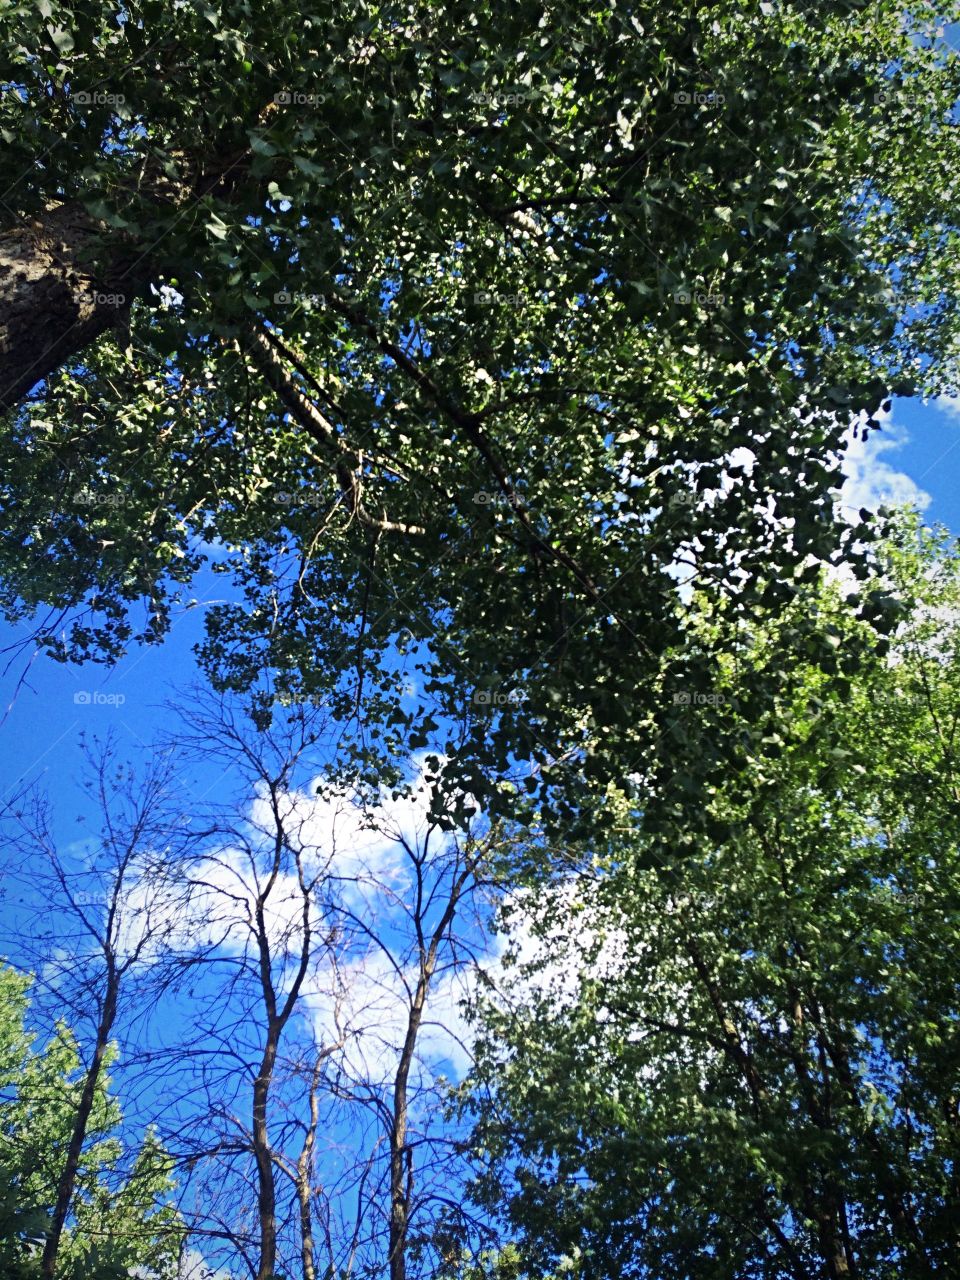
[100,688,508,1280]
[463,514,960,1279]
[2,2,960,834]
[0,683,517,1280]
[0,965,183,1280]
[1,736,198,1280]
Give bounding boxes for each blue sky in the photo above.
[841,395,960,530]
[0,573,216,836]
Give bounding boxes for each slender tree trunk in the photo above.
[389,985,425,1280]
[684,936,768,1114]
[253,1028,280,1280]
[296,1060,322,1280]
[250,824,315,1280]
[40,971,118,1280]
[0,204,147,411]
[389,869,471,1280]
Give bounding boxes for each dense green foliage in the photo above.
[464,518,960,1278]
[2,2,960,833]
[0,967,182,1280]
[4,3,960,1276]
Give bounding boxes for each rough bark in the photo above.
[0,204,148,411]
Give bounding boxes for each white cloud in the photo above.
[245,773,422,907]
[121,764,446,964]
[837,405,930,520]
[931,394,960,423]
[301,877,633,1086]
[175,1248,232,1280]
[304,949,477,1083]
[121,760,488,1083]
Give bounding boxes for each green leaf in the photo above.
[46,23,73,54]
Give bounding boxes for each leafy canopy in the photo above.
[464,514,960,1279]
[3,2,960,831]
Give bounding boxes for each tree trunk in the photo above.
[0,204,147,411]
[387,864,474,1280]
[253,1031,280,1280]
[296,1059,322,1280]
[389,1010,420,1280]
[40,971,119,1280]
[250,830,315,1280]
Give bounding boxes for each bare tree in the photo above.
[121,688,506,1280]
[0,733,195,1279]
[0,692,508,1280]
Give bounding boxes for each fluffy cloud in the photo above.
[245,772,421,906]
[931,394,960,423]
[837,405,931,520]
[303,950,478,1082]
[120,760,490,1083]
[120,765,441,962]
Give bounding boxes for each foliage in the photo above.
[463,514,960,1279]
[0,965,183,1280]
[2,3,960,833]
